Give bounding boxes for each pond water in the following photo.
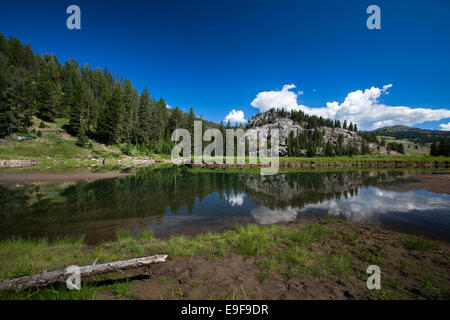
[1,168,450,243]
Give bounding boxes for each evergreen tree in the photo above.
[0,64,34,136]
[360,141,370,155]
[306,143,316,157]
[187,107,196,134]
[288,131,294,157]
[437,137,450,156]
[348,122,354,131]
[36,65,60,121]
[76,127,88,147]
[136,86,152,145]
[430,142,438,156]
[68,81,83,135]
[96,88,123,144]
[324,141,334,157]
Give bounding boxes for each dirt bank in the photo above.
[0,171,132,183]
[408,172,450,194]
[95,219,449,300]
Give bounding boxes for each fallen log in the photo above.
[0,254,168,291]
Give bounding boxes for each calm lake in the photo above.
[1,168,450,243]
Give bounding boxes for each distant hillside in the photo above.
[371,125,450,144]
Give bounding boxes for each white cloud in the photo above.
[299,187,450,224]
[227,193,244,206]
[250,84,450,130]
[250,84,307,112]
[225,109,247,124]
[250,206,298,224]
[166,104,172,109]
[439,122,450,131]
[382,84,392,93]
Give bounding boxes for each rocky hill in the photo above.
[245,110,368,156]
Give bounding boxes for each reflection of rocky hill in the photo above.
[242,171,406,210]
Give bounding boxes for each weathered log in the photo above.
[0,254,168,291]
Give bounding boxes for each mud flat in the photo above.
[408,172,450,194]
[0,171,131,183]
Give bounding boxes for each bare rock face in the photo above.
[245,113,363,156]
[322,127,361,146]
[244,118,305,156]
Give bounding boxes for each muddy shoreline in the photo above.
[0,171,132,183]
[407,172,450,194]
[189,160,450,169]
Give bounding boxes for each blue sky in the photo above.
[1,0,449,130]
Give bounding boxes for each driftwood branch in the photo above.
[0,254,168,291]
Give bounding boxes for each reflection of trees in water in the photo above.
[0,168,407,228]
[242,170,406,211]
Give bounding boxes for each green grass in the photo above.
[0,221,446,300]
[400,235,439,251]
[279,155,450,164]
[0,236,86,279]
[413,276,450,299]
[0,223,343,282]
[0,283,98,300]
[112,278,134,300]
[191,155,450,166]
[0,117,124,164]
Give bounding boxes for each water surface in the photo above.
[1,168,449,243]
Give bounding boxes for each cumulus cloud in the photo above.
[298,187,450,224]
[225,109,247,124]
[439,122,450,131]
[250,84,308,112]
[250,84,450,130]
[250,206,298,224]
[227,193,245,206]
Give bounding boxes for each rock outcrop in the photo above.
[245,113,364,156]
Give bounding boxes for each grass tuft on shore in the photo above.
[400,235,439,251]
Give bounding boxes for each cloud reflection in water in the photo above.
[250,187,450,225]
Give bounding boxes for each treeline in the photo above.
[430,137,450,157]
[253,108,358,132]
[386,142,405,154]
[286,131,368,157]
[373,126,450,145]
[0,33,211,154]
[358,131,379,144]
